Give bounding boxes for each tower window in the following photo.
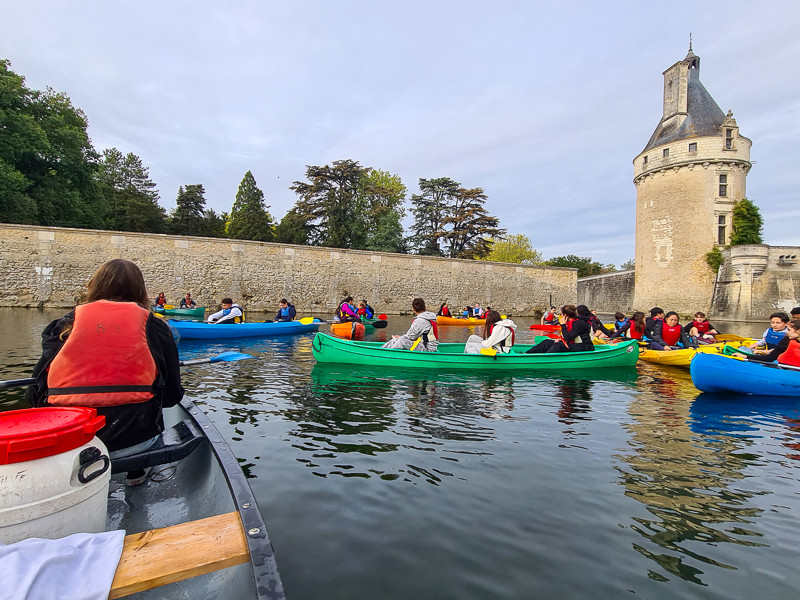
[663,148,669,158]
[643,155,648,166]
[717,215,727,245]
[719,174,728,197]
[688,142,697,152]
[725,129,734,150]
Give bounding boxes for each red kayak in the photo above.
[529,324,560,332]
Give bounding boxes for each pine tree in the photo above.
[442,187,506,259]
[98,148,165,233]
[409,177,460,255]
[170,184,209,236]
[228,171,275,242]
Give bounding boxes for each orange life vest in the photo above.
[47,300,157,407]
[661,323,682,346]
[778,339,800,367]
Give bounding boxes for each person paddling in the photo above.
[274,298,296,322]
[207,298,244,324]
[650,311,697,351]
[381,298,439,352]
[334,296,359,322]
[464,310,517,354]
[746,319,800,367]
[26,259,184,486]
[541,306,558,325]
[526,305,595,353]
[180,293,197,309]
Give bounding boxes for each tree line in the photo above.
[1,58,639,269]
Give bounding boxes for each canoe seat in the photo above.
[110,419,206,474]
[110,511,249,598]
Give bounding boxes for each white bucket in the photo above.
[0,408,111,544]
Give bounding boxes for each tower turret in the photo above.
[632,46,752,313]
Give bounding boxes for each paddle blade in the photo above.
[372,320,388,328]
[164,304,175,310]
[716,334,746,342]
[179,351,254,366]
[299,317,316,325]
[480,348,497,356]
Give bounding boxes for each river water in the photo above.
[2,309,798,600]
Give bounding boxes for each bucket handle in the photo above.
[78,446,110,484]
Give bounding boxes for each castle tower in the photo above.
[632,45,752,313]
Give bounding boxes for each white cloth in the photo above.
[464,319,517,353]
[207,303,243,323]
[0,530,125,600]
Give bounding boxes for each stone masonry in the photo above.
[0,224,576,315]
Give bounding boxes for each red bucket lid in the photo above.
[0,407,106,465]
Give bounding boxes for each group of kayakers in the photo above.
[436,302,495,319]
[154,292,197,309]
[333,296,376,322]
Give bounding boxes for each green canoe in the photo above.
[362,317,388,329]
[155,306,206,318]
[311,333,640,370]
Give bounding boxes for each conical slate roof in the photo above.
[642,71,725,153]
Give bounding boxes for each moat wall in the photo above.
[576,270,634,313]
[0,224,576,315]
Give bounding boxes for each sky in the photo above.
[2,1,798,266]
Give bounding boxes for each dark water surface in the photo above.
[2,309,799,599]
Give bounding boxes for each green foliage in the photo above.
[479,234,542,264]
[358,168,406,253]
[228,171,275,242]
[409,178,505,259]
[545,255,613,278]
[290,159,366,248]
[170,184,213,236]
[203,209,228,238]
[0,59,105,227]
[706,246,724,273]
[98,148,165,233]
[619,258,635,271]
[730,198,764,245]
[274,207,310,245]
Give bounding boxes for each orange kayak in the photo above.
[436,316,486,326]
[330,321,366,340]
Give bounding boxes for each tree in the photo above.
[729,198,764,245]
[442,187,506,259]
[170,184,211,236]
[479,234,542,264]
[203,208,228,238]
[409,177,460,255]
[359,168,406,253]
[619,258,635,270]
[98,148,165,233]
[0,59,105,228]
[228,171,275,242]
[289,159,366,248]
[274,207,311,245]
[545,255,613,278]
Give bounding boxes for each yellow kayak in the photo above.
[639,341,746,367]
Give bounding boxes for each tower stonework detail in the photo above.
[632,47,751,313]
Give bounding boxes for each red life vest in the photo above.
[778,339,800,367]
[47,300,157,407]
[564,319,589,346]
[628,322,644,340]
[661,323,682,346]
[441,307,451,317]
[691,320,711,334]
[488,323,515,349]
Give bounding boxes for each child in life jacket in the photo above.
[650,312,697,351]
[684,311,719,342]
[464,311,517,354]
[748,312,790,351]
[747,319,800,367]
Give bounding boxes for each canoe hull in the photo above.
[331,321,366,340]
[690,352,800,396]
[639,343,737,368]
[168,319,321,339]
[437,316,485,326]
[311,333,640,370]
[155,306,206,318]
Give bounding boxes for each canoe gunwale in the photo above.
[311,333,639,369]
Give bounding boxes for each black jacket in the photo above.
[561,318,595,352]
[274,303,297,322]
[26,310,184,452]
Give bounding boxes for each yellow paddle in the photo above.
[164,304,175,310]
[299,317,316,325]
[480,348,497,356]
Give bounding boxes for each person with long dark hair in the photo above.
[526,305,595,353]
[26,259,184,486]
[464,310,517,353]
[610,311,646,340]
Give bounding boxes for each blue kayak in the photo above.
[168,319,322,339]
[690,352,800,396]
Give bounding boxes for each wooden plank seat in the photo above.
[109,511,249,598]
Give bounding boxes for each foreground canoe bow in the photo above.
[311,332,640,370]
[690,352,800,396]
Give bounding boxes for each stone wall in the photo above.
[0,224,576,315]
[710,244,800,322]
[577,270,634,313]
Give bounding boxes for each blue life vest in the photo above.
[279,306,291,318]
[764,327,788,348]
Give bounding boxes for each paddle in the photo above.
[0,352,255,390]
[164,304,176,310]
[480,348,497,356]
[371,320,388,329]
[298,317,318,325]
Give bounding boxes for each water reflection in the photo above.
[617,372,776,585]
